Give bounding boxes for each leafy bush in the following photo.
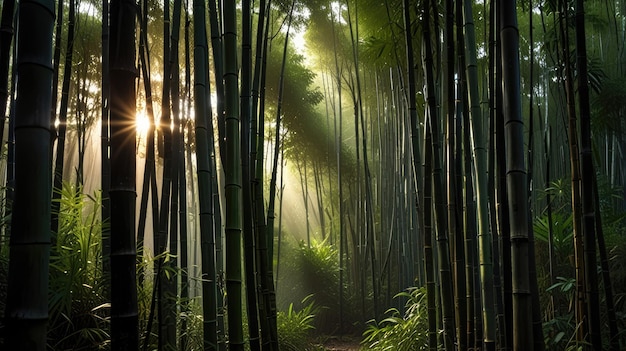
[277,239,344,332]
[362,287,428,351]
[277,295,320,351]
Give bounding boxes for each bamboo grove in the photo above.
[0,0,624,350]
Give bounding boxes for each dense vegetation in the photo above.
[0,0,624,350]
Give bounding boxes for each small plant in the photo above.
[534,212,574,259]
[277,295,320,351]
[362,287,428,351]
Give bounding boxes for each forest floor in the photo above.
[317,336,362,351]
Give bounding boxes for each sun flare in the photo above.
[136,110,151,135]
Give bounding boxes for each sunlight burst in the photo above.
[136,110,151,135]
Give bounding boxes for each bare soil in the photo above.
[318,336,362,351]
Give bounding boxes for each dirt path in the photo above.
[319,337,362,351]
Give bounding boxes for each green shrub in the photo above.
[362,287,428,351]
[277,295,320,351]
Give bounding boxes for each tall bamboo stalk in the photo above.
[252,2,279,348]
[463,0,497,349]
[267,0,296,289]
[164,0,183,346]
[556,1,586,342]
[109,0,138,347]
[422,0,455,348]
[462,90,478,348]
[0,0,15,153]
[443,0,467,347]
[49,0,63,137]
[101,0,111,286]
[423,115,437,351]
[51,0,76,235]
[574,0,601,348]
[223,0,245,349]
[136,0,159,285]
[592,172,619,350]
[208,0,225,161]
[3,0,54,348]
[240,0,262,349]
[330,6,346,333]
[500,0,535,348]
[493,1,512,346]
[192,0,218,347]
[179,15,191,348]
[157,0,174,347]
